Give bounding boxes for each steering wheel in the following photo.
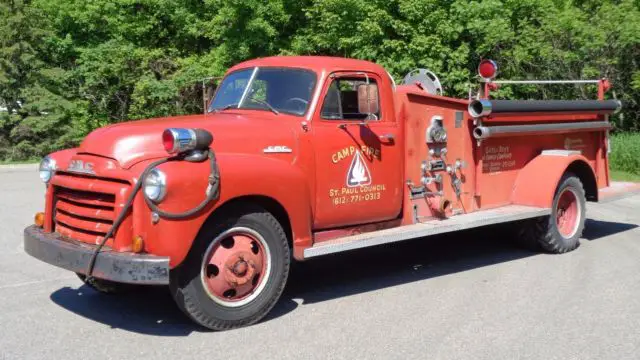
[284,97,309,112]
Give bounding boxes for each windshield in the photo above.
[208,67,317,116]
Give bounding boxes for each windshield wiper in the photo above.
[209,103,238,113]
[215,103,238,112]
[213,99,279,115]
[248,97,279,115]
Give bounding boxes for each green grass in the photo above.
[0,159,38,165]
[610,169,640,182]
[609,132,640,177]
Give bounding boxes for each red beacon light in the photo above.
[478,59,498,81]
[162,128,213,154]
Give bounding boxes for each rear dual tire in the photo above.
[517,173,586,253]
[170,205,290,331]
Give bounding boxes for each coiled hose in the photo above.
[84,149,220,281]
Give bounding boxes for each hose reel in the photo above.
[402,69,443,95]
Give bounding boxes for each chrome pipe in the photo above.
[473,121,612,140]
[492,80,601,84]
[468,99,493,117]
[472,126,491,140]
[468,99,621,118]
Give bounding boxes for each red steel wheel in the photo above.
[200,227,272,307]
[170,206,290,330]
[516,173,586,254]
[556,188,581,238]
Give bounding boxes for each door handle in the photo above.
[379,134,395,142]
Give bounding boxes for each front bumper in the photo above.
[24,225,170,285]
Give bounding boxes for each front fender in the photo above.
[139,153,313,267]
[511,152,595,208]
[213,153,314,255]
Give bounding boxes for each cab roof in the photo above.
[227,56,388,75]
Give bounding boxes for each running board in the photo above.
[304,205,551,258]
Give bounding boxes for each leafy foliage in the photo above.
[1,0,639,160]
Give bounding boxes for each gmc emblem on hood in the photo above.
[67,160,96,175]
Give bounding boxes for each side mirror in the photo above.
[357,84,379,119]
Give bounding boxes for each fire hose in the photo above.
[84,149,220,282]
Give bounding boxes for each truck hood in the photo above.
[79,113,299,169]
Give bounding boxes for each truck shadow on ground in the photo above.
[49,218,637,336]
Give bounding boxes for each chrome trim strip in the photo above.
[387,71,397,91]
[473,121,611,140]
[492,80,600,84]
[541,150,581,157]
[306,69,326,122]
[304,205,551,258]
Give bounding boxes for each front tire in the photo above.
[170,205,290,330]
[517,173,587,253]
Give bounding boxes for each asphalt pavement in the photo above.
[1,168,639,360]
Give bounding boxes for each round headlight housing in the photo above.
[143,168,167,203]
[39,157,56,183]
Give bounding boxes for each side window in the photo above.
[321,78,380,120]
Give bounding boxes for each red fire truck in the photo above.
[24,56,637,330]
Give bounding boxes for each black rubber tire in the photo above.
[169,205,290,331]
[516,173,586,253]
[76,273,132,294]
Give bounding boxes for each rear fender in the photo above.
[139,153,313,267]
[511,152,597,208]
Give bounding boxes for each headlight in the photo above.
[143,168,167,202]
[39,157,56,183]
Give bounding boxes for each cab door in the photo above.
[312,72,403,229]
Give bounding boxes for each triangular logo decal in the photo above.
[346,151,372,187]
